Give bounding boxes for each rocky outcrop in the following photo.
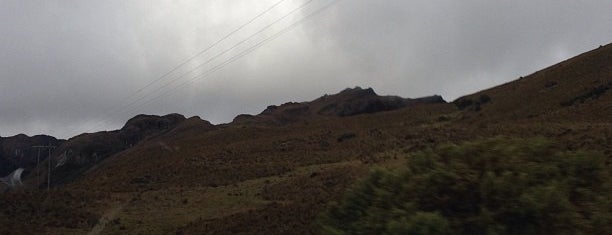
[36,114,194,187]
[119,113,187,146]
[0,134,63,176]
[233,87,446,125]
[314,87,445,117]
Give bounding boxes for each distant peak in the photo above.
[337,86,377,98]
[123,113,187,131]
[126,113,186,122]
[5,133,30,139]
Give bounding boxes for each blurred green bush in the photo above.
[317,137,611,235]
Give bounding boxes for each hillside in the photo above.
[0,134,63,176]
[455,44,612,122]
[24,114,202,188]
[1,43,611,234]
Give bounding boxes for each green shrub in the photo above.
[455,99,473,110]
[317,137,612,235]
[479,94,491,104]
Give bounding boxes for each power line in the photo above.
[130,0,289,97]
[124,0,344,116]
[58,0,288,138]
[80,0,321,134]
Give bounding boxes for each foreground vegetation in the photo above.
[318,137,612,234]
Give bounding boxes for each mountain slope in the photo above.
[29,114,207,188]
[67,87,447,192]
[0,134,63,176]
[1,43,611,234]
[75,44,611,234]
[455,43,612,122]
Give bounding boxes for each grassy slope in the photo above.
[457,43,612,122]
[1,44,611,234]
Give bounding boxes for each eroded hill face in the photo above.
[1,43,611,234]
[26,114,215,188]
[0,134,63,176]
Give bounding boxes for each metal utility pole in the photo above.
[32,145,56,191]
[36,148,41,186]
[47,147,51,190]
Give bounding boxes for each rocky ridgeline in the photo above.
[234,87,445,125]
[0,134,63,176]
[25,114,195,187]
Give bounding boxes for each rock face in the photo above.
[233,87,446,125]
[0,134,63,176]
[313,87,445,117]
[37,114,192,187]
[0,158,15,177]
[119,113,187,146]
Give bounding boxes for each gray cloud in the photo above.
[306,0,612,97]
[2,0,612,138]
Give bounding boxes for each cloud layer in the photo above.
[2,0,612,138]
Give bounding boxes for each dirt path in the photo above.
[87,200,129,235]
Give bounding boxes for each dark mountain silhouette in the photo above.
[30,114,210,187]
[0,134,63,176]
[233,86,445,125]
[0,157,17,177]
[313,87,444,117]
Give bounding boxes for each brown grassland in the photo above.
[0,44,611,234]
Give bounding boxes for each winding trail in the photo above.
[87,200,129,235]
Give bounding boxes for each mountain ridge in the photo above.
[454,43,612,122]
[233,86,445,125]
[13,87,440,188]
[0,134,63,176]
[1,42,611,234]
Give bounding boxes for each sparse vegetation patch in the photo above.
[317,137,612,235]
[561,83,611,107]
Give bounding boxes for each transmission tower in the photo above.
[32,144,56,191]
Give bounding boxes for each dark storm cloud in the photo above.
[1,0,612,138]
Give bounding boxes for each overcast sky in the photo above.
[1,0,612,139]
